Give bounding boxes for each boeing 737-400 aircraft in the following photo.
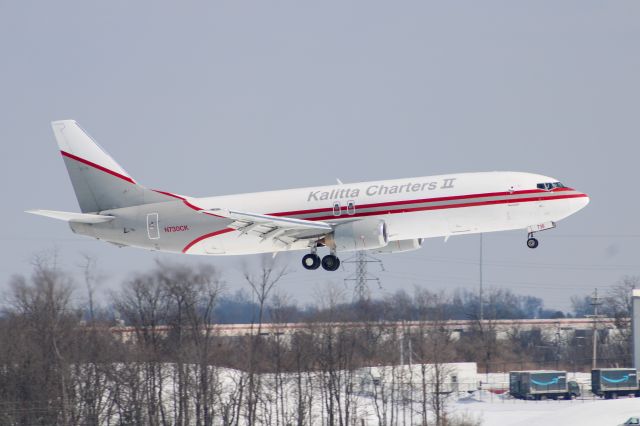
[28,121,589,271]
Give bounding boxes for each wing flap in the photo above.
[26,209,115,224]
[206,209,332,242]
[209,209,332,230]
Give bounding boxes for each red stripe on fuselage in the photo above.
[269,187,575,217]
[153,189,185,200]
[181,228,235,253]
[303,193,587,221]
[152,189,223,217]
[61,151,136,184]
[181,192,587,253]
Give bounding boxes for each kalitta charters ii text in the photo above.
[306,178,457,202]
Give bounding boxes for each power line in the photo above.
[480,233,484,321]
[586,288,606,370]
[394,254,640,271]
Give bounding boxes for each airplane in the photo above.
[28,120,590,272]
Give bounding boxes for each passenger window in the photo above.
[333,202,341,216]
[347,200,356,215]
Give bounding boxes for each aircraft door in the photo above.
[147,213,160,239]
[506,185,521,222]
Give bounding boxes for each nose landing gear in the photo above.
[525,221,556,249]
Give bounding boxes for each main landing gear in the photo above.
[301,249,340,272]
[301,253,321,270]
[321,254,340,272]
[526,234,539,249]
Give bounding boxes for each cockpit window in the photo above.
[537,182,565,190]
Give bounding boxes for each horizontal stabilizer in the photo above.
[26,209,115,224]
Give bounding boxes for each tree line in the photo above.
[163,280,606,325]
[0,255,635,425]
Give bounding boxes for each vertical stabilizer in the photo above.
[52,120,171,212]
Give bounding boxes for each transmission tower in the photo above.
[343,251,385,302]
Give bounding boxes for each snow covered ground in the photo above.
[452,390,640,426]
[450,372,639,426]
[105,362,638,425]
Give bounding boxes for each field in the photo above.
[452,392,639,426]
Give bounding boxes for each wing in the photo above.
[206,209,332,245]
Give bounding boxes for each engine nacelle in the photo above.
[325,219,388,251]
[372,238,424,254]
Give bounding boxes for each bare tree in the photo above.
[606,276,638,322]
[2,255,78,425]
[112,268,169,425]
[312,282,365,426]
[74,254,114,425]
[602,276,639,366]
[78,253,105,323]
[411,289,455,426]
[242,255,287,425]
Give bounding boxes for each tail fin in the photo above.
[52,120,172,212]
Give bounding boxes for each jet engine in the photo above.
[372,238,424,254]
[324,219,388,251]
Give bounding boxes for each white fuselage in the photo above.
[161,171,588,255]
[34,121,590,265]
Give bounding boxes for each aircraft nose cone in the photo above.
[575,192,590,211]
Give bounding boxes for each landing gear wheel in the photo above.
[302,253,321,270]
[527,237,539,249]
[321,254,341,272]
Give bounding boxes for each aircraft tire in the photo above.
[302,254,321,270]
[527,237,539,249]
[321,255,340,271]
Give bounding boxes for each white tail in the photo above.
[51,120,172,212]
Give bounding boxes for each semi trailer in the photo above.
[509,370,580,400]
[591,368,639,399]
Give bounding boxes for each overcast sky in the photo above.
[1,2,639,311]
